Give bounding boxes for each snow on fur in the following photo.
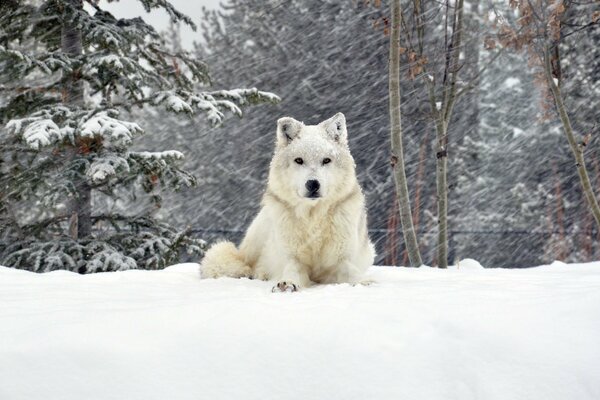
[1,262,599,400]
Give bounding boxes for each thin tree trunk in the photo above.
[385,198,399,266]
[412,136,427,241]
[435,0,464,268]
[544,45,600,229]
[402,135,427,266]
[62,0,92,239]
[389,0,423,267]
[552,161,566,260]
[434,121,448,267]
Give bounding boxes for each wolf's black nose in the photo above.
[305,179,320,193]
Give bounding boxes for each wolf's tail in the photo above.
[199,241,253,279]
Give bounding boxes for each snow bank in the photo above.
[1,262,599,400]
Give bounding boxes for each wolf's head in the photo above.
[268,113,357,205]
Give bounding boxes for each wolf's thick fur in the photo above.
[200,113,375,291]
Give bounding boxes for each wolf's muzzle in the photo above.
[305,179,321,198]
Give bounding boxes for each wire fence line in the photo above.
[190,227,598,267]
[189,228,596,236]
[1,227,591,268]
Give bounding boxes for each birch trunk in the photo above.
[436,0,464,268]
[435,121,448,268]
[544,46,600,228]
[389,0,423,267]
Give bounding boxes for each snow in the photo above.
[90,55,125,71]
[129,150,184,160]
[154,92,194,114]
[79,112,143,146]
[453,257,484,269]
[87,155,130,183]
[192,94,228,125]
[7,118,63,150]
[513,126,525,136]
[1,262,599,400]
[210,88,281,105]
[152,88,279,125]
[166,95,193,113]
[504,76,522,89]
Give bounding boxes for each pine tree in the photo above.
[0,0,278,272]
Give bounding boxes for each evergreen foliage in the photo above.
[0,0,278,272]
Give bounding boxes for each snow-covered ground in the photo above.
[1,261,599,400]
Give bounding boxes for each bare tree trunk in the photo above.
[435,0,464,268]
[435,121,448,267]
[62,0,92,239]
[385,198,399,266]
[411,136,427,244]
[389,0,423,267]
[544,45,600,229]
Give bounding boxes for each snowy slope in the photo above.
[1,261,599,400]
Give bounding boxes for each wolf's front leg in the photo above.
[272,259,310,292]
[332,260,368,285]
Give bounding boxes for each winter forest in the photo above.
[1,0,599,272]
[2,1,600,399]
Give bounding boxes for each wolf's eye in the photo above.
[322,158,331,165]
[294,158,304,165]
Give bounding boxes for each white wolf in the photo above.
[200,113,375,292]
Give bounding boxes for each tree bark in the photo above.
[62,0,92,239]
[544,45,600,229]
[389,0,423,267]
[435,0,464,268]
[435,122,448,268]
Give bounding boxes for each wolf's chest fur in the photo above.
[280,203,350,270]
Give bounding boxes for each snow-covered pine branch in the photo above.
[5,108,143,150]
[67,5,161,51]
[3,239,137,273]
[154,89,281,124]
[0,0,277,273]
[135,0,197,30]
[208,88,282,105]
[87,154,130,184]
[86,247,138,272]
[153,91,195,114]
[128,151,196,191]
[0,46,74,77]
[6,117,63,150]
[2,217,205,272]
[0,2,34,44]
[6,107,73,149]
[86,150,193,191]
[79,111,143,147]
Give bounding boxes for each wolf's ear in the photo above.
[277,117,302,146]
[321,112,347,145]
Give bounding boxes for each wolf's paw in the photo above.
[352,279,375,286]
[272,281,298,293]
